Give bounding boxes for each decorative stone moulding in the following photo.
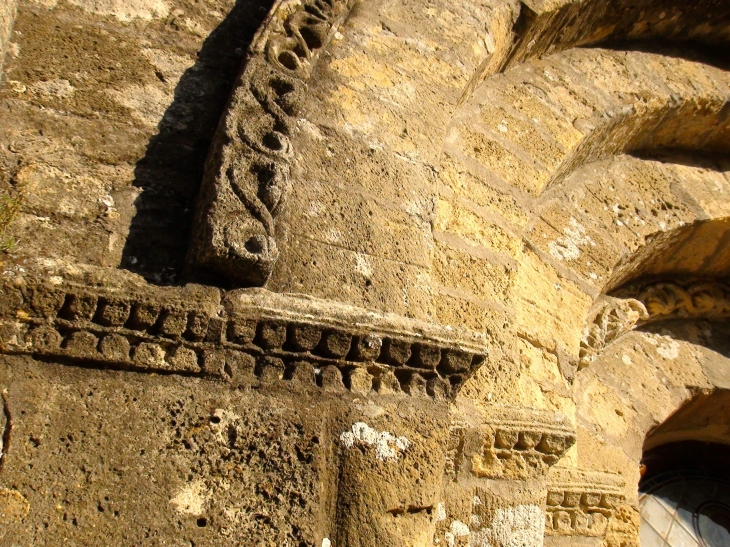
[579,280,730,369]
[446,408,576,480]
[545,469,626,538]
[187,0,357,287]
[578,297,648,370]
[626,281,730,321]
[0,279,488,399]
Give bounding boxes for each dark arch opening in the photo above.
[640,389,730,546]
[640,442,730,547]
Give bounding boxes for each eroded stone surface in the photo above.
[1,0,730,545]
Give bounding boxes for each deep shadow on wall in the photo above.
[120,0,275,285]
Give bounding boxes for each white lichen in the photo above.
[451,520,470,537]
[170,480,209,516]
[657,338,680,360]
[548,218,595,262]
[339,422,410,462]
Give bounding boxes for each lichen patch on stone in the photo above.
[339,422,410,462]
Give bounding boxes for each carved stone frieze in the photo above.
[0,278,488,399]
[445,408,576,481]
[579,280,730,369]
[545,469,626,538]
[188,0,357,286]
[627,281,730,321]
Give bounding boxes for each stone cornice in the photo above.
[0,275,488,399]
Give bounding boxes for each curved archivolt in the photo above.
[433,40,729,351]
[445,48,729,199]
[502,0,730,71]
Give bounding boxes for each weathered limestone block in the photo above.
[335,409,450,547]
[0,355,337,546]
[434,479,547,547]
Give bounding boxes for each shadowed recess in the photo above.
[120,0,276,285]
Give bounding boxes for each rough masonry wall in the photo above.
[0,0,273,282]
[0,0,729,546]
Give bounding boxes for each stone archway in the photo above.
[639,391,730,547]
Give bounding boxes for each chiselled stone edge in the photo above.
[0,279,489,399]
[545,469,626,537]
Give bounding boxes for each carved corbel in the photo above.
[578,297,648,370]
[444,408,576,482]
[545,469,626,538]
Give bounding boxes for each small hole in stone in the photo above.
[244,237,264,254]
[300,26,323,49]
[256,165,276,185]
[278,51,299,70]
[197,517,207,527]
[270,79,294,98]
[209,415,221,424]
[262,132,284,151]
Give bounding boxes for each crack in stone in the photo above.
[0,390,11,474]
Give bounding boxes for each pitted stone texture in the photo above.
[0,354,333,545]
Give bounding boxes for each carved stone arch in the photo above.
[433,43,729,358]
[445,48,729,200]
[460,0,730,107]
[568,309,730,544]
